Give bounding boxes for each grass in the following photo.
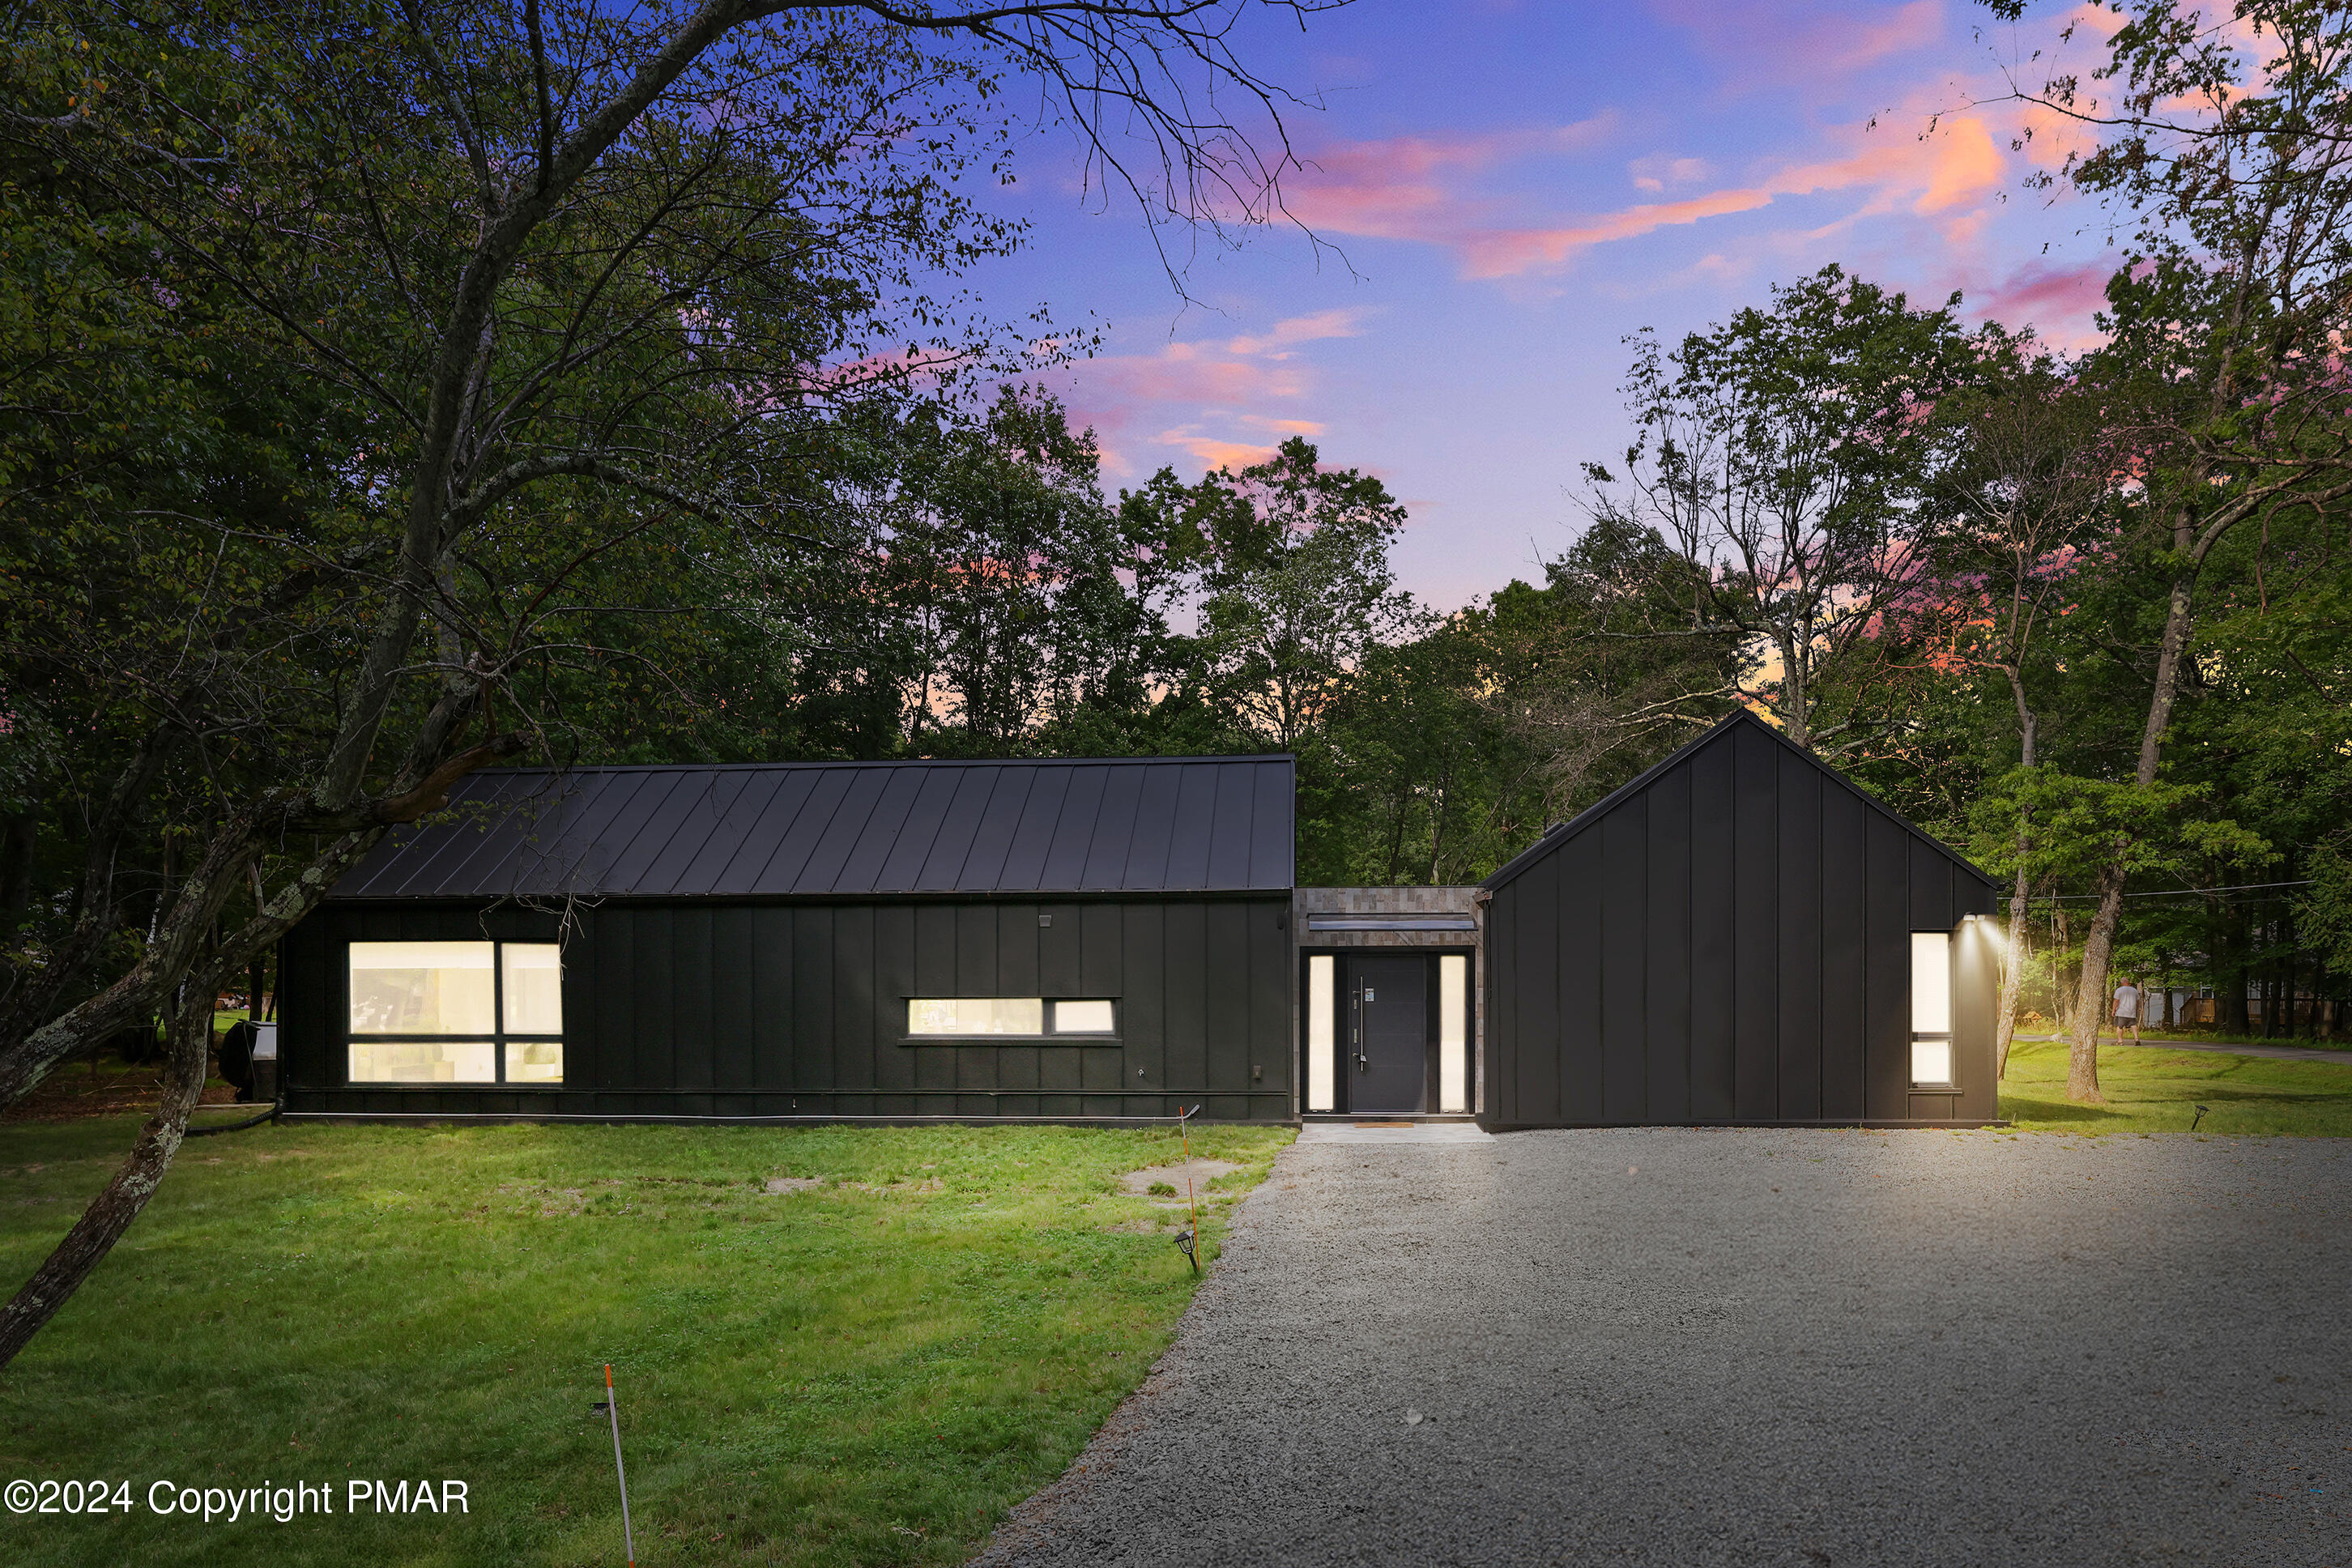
[2000,1037,2352,1135]
[0,1118,1290,1566]
[2017,1026,2349,1052]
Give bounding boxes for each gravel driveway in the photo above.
[978,1127,2351,1567]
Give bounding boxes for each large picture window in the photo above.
[905,999,1116,1038]
[348,940,564,1084]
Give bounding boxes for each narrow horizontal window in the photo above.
[1050,999,1115,1034]
[908,998,1044,1037]
[350,1040,496,1084]
[903,999,1118,1038]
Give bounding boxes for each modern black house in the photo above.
[278,714,2005,1129]
[1479,710,2005,1128]
[278,756,1297,1123]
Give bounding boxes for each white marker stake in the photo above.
[605,1364,636,1566]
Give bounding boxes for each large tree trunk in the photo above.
[1996,863,2030,1079]
[0,982,215,1371]
[1996,669,2039,1080]
[2066,871,2124,1102]
[2066,563,2197,1100]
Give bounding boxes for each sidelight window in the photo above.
[347,940,564,1084]
[1305,956,1336,1112]
[1439,954,1469,1114]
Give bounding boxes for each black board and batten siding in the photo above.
[280,756,1293,1123]
[1481,713,2003,1129]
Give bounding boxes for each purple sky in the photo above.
[978,0,2115,611]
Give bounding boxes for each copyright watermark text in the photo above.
[6,1477,469,1522]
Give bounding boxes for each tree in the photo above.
[1167,437,1419,751]
[1591,266,1982,752]
[874,390,1181,753]
[1983,0,2352,1098]
[1924,340,2120,1074]
[0,0,1353,1370]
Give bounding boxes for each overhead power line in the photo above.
[2028,880,2316,903]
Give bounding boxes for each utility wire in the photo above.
[2025,880,2315,903]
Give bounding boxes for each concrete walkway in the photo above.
[2018,1031,2352,1066]
[1295,1121,1496,1146]
[979,1127,2351,1567]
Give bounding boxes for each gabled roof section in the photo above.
[330,755,1295,901]
[1479,709,1996,893]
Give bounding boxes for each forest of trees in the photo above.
[6,0,2352,1357]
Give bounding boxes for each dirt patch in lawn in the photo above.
[1119,1159,1240,1205]
[4,1059,241,1123]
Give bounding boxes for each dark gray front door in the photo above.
[1349,954,1428,1112]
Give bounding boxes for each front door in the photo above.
[1349,953,1428,1112]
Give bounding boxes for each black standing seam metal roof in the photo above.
[330,756,1297,901]
[1479,710,2000,893]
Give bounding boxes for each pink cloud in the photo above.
[1052,308,1370,478]
[1154,428,1280,471]
[1972,258,2113,347]
[1225,307,1370,359]
[1651,0,1944,85]
[1291,104,2010,279]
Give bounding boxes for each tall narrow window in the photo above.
[347,940,563,1084]
[1438,954,1469,1114]
[1306,956,1336,1112]
[501,944,565,1082]
[1911,931,1954,1087]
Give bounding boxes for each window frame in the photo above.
[1909,930,1956,1089]
[898,997,1121,1042]
[344,939,565,1088]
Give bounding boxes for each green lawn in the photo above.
[0,1119,1289,1567]
[2000,1037,2352,1135]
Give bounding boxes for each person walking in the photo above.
[2111,978,2143,1045]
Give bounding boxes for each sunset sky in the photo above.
[976,0,2119,611]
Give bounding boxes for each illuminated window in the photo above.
[1911,931,1954,1088]
[1306,956,1336,1112]
[903,999,1117,1038]
[502,943,564,1034]
[347,940,563,1084]
[349,1040,495,1084]
[349,941,494,1036]
[908,999,1045,1036]
[1439,955,1469,1114]
[1050,999,1115,1034]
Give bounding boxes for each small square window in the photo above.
[1050,999,1115,1034]
[505,1041,564,1082]
[1911,1038,1954,1088]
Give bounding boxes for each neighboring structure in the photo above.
[279,756,1297,1123]
[279,716,2007,1128]
[1479,711,2004,1128]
